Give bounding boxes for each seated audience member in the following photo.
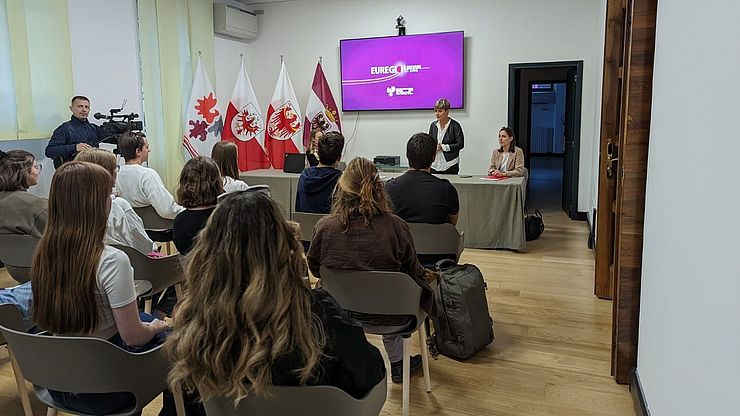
[305,128,323,167]
[295,131,345,213]
[173,157,223,255]
[211,141,249,193]
[0,150,47,237]
[31,161,169,414]
[488,126,525,177]
[166,191,385,401]
[386,133,460,225]
[75,149,157,254]
[307,157,436,383]
[116,131,184,219]
[0,282,33,327]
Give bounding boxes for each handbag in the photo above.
[525,209,545,241]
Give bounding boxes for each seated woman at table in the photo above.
[166,190,385,400]
[0,149,47,238]
[31,161,170,414]
[488,126,525,177]
[307,157,436,384]
[211,141,249,193]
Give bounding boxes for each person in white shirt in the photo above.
[75,148,157,254]
[428,98,464,175]
[211,141,249,193]
[115,131,184,219]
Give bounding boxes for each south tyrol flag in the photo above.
[222,60,270,171]
[183,56,222,159]
[303,61,342,149]
[265,62,302,169]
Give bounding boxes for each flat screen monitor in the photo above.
[339,31,464,111]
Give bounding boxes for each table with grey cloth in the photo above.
[241,169,527,250]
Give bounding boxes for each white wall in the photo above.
[214,35,251,116]
[246,0,603,211]
[637,2,740,415]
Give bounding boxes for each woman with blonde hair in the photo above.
[211,141,249,193]
[31,161,169,414]
[166,191,384,401]
[306,157,435,384]
[0,149,47,237]
[75,148,156,254]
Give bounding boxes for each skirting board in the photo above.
[631,369,651,416]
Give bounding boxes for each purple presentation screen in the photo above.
[340,31,464,111]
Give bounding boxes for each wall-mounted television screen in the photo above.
[339,31,464,111]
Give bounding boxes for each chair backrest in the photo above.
[291,212,327,242]
[0,303,28,346]
[0,323,169,411]
[0,234,40,283]
[320,267,424,320]
[113,245,184,294]
[407,222,464,262]
[133,206,173,230]
[202,374,387,416]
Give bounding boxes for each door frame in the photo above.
[508,61,584,219]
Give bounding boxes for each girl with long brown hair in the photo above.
[31,161,169,414]
[211,141,249,193]
[306,157,435,384]
[488,126,525,177]
[166,191,383,401]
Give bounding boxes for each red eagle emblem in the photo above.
[267,102,301,141]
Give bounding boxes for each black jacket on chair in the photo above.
[428,118,464,162]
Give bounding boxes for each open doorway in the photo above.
[508,61,584,219]
[528,82,567,209]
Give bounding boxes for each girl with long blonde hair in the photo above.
[306,157,435,384]
[166,191,383,401]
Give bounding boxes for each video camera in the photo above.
[93,101,143,149]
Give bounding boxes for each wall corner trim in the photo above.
[631,369,651,416]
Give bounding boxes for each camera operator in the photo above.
[45,95,104,169]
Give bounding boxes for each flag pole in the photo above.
[319,56,323,66]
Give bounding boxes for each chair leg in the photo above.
[174,283,182,300]
[418,325,432,392]
[402,336,410,416]
[7,347,33,416]
[144,298,152,314]
[46,408,57,416]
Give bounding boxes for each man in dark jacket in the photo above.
[295,131,345,213]
[45,96,104,168]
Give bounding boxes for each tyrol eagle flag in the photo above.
[183,56,222,159]
[265,61,302,170]
[303,60,342,149]
[223,59,270,171]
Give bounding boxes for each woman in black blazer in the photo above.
[428,98,464,174]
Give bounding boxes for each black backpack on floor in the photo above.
[525,209,545,241]
[428,260,494,360]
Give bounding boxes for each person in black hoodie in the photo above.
[295,131,345,213]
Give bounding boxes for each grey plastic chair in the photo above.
[319,267,431,416]
[0,234,40,284]
[0,303,33,416]
[113,245,184,314]
[407,223,464,263]
[203,373,387,416]
[0,321,171,415]
[291,212,327,242]
[132,206,174,247]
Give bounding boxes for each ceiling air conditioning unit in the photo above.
[214,4,258,41]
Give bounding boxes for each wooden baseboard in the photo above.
[630,369,651,416]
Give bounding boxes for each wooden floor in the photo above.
[0,208,634,415]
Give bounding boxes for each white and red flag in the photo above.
[265,61,302,169]
[303,60,342,148]
[222,59,270,171]
[183,56,222,159]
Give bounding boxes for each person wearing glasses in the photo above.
[0,149,47,238]
[45,95,104,169]
[428,98,464,175]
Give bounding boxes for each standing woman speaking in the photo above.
[428,98,464,174]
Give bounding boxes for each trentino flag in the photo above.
[303,60,342,148]
[222,60,270,171]
[265,61,302,169]
[183,56,222,159]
